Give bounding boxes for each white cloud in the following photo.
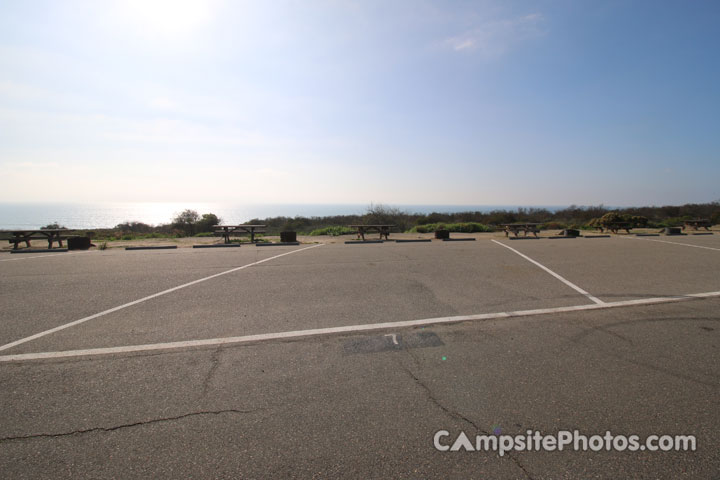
[450,38,476,51]
[0,81,49,102]
[148,97,180,110]
[117,0,218,37]
[444,13,545,57]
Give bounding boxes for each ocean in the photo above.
[0,203,568,230]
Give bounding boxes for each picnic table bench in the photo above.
[682,219,712,231]
[501,223,541,238]
[594,222,632,234]
[348,225,395,241]
[3,229,74,250]
[213,225,267,243]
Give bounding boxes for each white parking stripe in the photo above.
[0,244,323,353]
[621,236,720,252]
[0,251,93,262]
[2,290,719,362]
[491,239,605,305]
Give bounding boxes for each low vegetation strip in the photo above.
[28,202,719,241]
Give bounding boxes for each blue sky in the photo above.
[1,0,718,206]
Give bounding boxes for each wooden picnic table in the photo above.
[4,229,71,250]
[348,225,395,241]
[594,222,632,234]
[501,223,541,238]
[213,225,267,243]
[682,219,712,231]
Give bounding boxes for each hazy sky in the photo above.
[1,0,718,206]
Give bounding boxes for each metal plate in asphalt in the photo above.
[342,330,444,355]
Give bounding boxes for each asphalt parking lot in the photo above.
[1,236,718,478]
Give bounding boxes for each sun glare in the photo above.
[124,0,214,36]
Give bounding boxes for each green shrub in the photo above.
[117,232,179,241]
[363,203,413,232]
[408,223,447,233]
[169,210,221,235]
[197,213,221,233]
[230,238,254,243]
[171,209,200,236]
[711,211,720,225]
[115,221,152,233]
[654,217,685,227]
[630,215,649,227]
[309,226,356,236]
[194,232,215,237]
[407,222,492,233]
[599,212,623,224]
[42,222,66,229]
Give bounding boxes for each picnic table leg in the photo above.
[50,232,60,248]
[250,230,255,243]
[13,236,32,249]
[223,233,230,244]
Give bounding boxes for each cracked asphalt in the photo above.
[0,237,719,478]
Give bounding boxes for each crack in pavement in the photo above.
[202,347,222,396]
[397,348,535,480]
[0,408,261,443]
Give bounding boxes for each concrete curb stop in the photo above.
[10,249,69,254]
[256,242,301,246]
